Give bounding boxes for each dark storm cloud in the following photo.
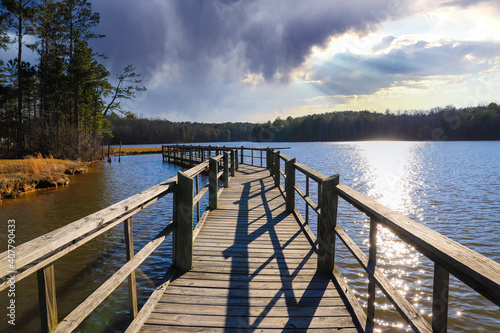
[310,40,500,96]
[89,0,413,119]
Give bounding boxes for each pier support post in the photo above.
[174,171,194,272]
[285,158,296,212]
[273,151,280,187]
[317,174,339,274]
[37,263,58,333]
[124,217,138,318]
[432,263,449,333]
[366,217,378,331]
[223,151,229,188]
[209,157,218,209]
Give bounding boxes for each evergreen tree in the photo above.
[2,0,35,156]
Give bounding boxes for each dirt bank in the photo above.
[0,155,88,201]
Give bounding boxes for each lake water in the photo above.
[1,141,499,332]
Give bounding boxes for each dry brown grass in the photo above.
[110,147,163,155]
[0,154,88,200]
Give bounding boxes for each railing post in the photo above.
[273,151,280,187]
[266,147,270,170]
[230,150,235,176]
[234,148,239,170]
[240,146,244,164]
[195,175,200,222]
[37,263,58,333]
[209,157,218,209]
[305,175,310,225]
[174,171,194,272]
[251,149,254,165]
[260,149,263,167]
[366,217,378,332]
[223,151,229,188]
[268,149,274,176]
[124,217,138,318]
[432,263,449,333]
[285,158,296,212]
[317,174,339,274]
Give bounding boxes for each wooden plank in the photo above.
[145,313,356,329]
[158,294,346,307]
[140,326,359,333]
[170,272,324,283]
[152,303,351,317]
[294,161,326,183]
[167,280,336,292]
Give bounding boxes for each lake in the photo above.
[1,141,499,332]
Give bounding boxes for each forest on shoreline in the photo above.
[109,103,500,144]
[0,0,143,160]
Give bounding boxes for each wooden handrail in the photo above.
[336,183,500,307]
[269,148,500,332]
[0,176,177,285]
[0,146,235,333]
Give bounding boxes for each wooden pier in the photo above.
[1,145,499,332]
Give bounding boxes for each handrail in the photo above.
[336,183,500,306]
[268,149,500,332]
[0,148,235,333]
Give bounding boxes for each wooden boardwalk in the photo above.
[140,164,360,332]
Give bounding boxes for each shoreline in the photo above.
[0,157,89,201]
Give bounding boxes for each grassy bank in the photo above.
[109,147,163,156]
[0,154,88,200]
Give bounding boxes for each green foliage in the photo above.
[104,64,146,117]
[0,0,145,160]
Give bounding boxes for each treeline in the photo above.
[0,0,143,160]
[110,103,500,144]
[109,116,254,144]
[252,104,500,142]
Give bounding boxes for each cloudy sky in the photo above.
[15,0,500,122]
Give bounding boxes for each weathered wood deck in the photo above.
[140,164,360,332]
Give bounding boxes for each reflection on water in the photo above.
[288,141,500,332]
[1,142,499,332]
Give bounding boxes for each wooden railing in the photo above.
[161,144,290,169]
[3,145,498,332]
[268,149,500,333]
[0,150,236,333]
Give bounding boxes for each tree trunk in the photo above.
[17,14,24,157]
